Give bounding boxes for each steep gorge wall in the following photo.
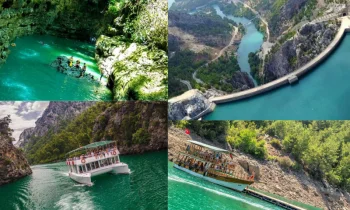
[0,0,110,64]
[0,116,31,186]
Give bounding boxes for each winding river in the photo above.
[213,5,263,86]
[168,162,318,210]
[0,151,167,210]
[0,35,112,100]
[205,33,350,120]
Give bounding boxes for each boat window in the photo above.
[116,156,119,162]
[87,163,91,171]
[79,166,83,173]
[83,165,86,173]
[111,157,115,164]
[91,162,96,170]
[100,160,104,167]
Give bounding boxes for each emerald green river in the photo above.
[0,35,112,101]
[168,162,319,210]
[0,151,167,210]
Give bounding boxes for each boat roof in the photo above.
[66,140,114,155]
[188,140,228,153]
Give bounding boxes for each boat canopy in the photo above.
[188,140,228,153]
[66,140,115,156]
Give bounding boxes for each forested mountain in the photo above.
[0,116,31,186]
[21,102,167,164]
[171,120,350,191]
[169,120,350,209]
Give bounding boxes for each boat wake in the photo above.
[169,175,273,210]
[55,191,95,210]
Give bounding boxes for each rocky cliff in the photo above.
[91,102,168,154]
[264,21,339,82]
[168,89,214,120]
[21,102,167,164]
[0,116,32,186]
[18,102,94,149]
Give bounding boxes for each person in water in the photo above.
[80,63,87,77]
[69,56,73,67]
[75,60,81,68]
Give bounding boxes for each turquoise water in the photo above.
[0,151,167,210]
[205,33,350,120]
[0,35,112,101]
[168,162,283,210]
[168,162,318,210]
[213,5,263,86]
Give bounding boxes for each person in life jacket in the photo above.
[69,56,73,67]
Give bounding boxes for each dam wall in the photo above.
[211,17,350,104]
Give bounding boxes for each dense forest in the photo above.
[168,50,209,97]
[248,52,262,84]
[25,102,167,164]
[171,120,350,191]
[197,52,241,92]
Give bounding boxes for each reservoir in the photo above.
[205,33,350,120]
[0,35,112,101]
[0,151,167,210]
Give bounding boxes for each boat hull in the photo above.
[174,164,248,192]
[69,163,130,185]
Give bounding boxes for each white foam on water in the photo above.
[169,175,273,210]
[19,49,38,58]
[55,191,95,210]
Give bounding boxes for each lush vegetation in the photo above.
[25,102,159,164]
[172,120,350,191]
[248,52,262,84]
[197,52,241,92]
[168,50,209,97]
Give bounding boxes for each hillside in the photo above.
[168,121,350,210]
[21,102,167,164]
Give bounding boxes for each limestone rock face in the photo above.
[230,72,255,91]
[18,102,94,149]
[91,101,168,154]
[168,89,213,120]
[95,36,168,101]
[264,21,339,82]
[0,117,32,186]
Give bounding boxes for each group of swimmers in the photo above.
[69,56,87,77]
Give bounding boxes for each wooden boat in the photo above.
[173,140,254,192]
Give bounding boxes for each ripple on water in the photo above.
[19,49,39,58]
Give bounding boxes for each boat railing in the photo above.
[67,150,119,165]
[208,168,254,182]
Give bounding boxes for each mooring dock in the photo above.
[244,188,307,210]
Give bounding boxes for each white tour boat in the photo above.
[65,140,130,186]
